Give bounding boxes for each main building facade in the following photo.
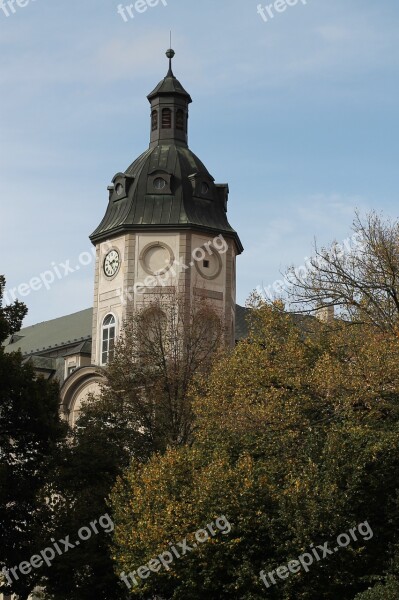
[4,49,245,428]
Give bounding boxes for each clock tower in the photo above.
[89,49,243,367]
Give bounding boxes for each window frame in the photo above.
[151,109,158,131]
[176,109,185,131]
[161,108,172,129]
[101,313,117,365]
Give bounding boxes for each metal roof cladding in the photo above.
[90,49,243,254]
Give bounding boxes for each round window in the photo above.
[115,183,124,196]
[154,177,167,190]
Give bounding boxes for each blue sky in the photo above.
[0,0,398,325]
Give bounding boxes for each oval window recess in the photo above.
[201,182,210,195]
[115,183,124,196]
[154,177,167,190]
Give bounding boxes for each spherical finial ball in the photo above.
[166,48,175,60]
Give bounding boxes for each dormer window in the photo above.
[148,170,172,195]
[154,177,167,190]
[162,108,172,129]
[201,182,210,195]
[176,109,184,131]
[109,173,134,202]
[151,110,158,131]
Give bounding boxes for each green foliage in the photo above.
[43,294,224,600]
[41,407,145,598]
[0,274,27,340]
[112,449,274,599]
[354,579,399,600]
[0,276,67,599]
[110,301,399,599]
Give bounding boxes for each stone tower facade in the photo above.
[60,50,243,426]
[89,49,243,366]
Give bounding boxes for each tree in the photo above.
[43,291,224,600]
[110,300,399,599]
[101,291,225,452]
[285,211,399,333]
[0,276,67,600]
[353,547,399,599]
[354,580,399,600]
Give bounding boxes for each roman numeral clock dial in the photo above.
[103,250,120,278]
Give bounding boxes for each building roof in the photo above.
[147,72,192,103]
[4,308,93,357]
[90,49,243,254]
[3,305,249,358]
[147,49,192,102]
[62,339,92,357]
[90,144,243,252]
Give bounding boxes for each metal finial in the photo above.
[166,45,175,76]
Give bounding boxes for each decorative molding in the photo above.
[193,288,223,300]
[142,286,176,294]
[99,290,120,301]
[139,241,175,276]
[194,245,222,280]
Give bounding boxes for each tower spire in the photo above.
[147,47,192,148]
[166,46,175,77]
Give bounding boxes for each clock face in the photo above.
[103,250,120,278]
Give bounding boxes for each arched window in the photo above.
[151,110,158,131]
[101,314,116,365]
[176,109,184,131]
[162,108,172,129]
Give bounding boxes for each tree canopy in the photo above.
[110,300,399,599]
[43,293,224,600]
[285,212,399,333]
[0,276,67,600]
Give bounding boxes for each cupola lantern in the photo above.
[147,49,192,148]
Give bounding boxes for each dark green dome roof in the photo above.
[91,50,242,254]
[90,143,242,253]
